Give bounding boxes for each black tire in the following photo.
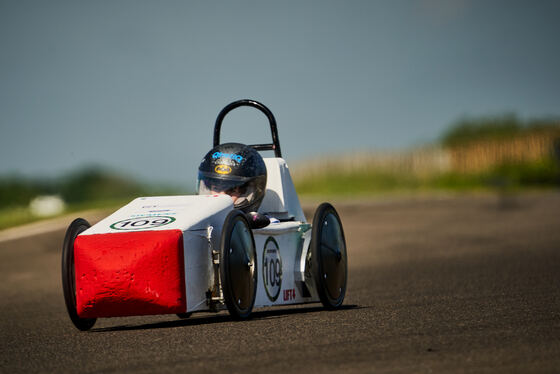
[219,210,258,319]
[310,203,348,309]
[176,313,192,319]
[62,218,97,331]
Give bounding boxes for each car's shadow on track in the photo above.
[90,304,362,333]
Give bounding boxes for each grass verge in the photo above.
[0,198,133,231]
[294,159,560,197]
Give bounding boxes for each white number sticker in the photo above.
[110,216,176,230]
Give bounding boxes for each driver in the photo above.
[197,143,270,228]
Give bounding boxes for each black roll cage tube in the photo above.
[213,99,282,158]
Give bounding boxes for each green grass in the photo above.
[0,207,40,231]
[0,198,134,231]
[294,159,560,197]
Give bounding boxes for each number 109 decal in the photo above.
[262,237,282,301]
[110,216,176,230]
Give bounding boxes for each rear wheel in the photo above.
[311,203,347,309]
[220,210,257,319]
[62,218,97,331]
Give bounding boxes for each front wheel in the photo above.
[310,203,348,309]
[219,210,258,319]
[62,218,97,331]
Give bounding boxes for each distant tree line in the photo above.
[0,166,147,209]
[294,114,560,195]
[3,115,560,208]
[440,114,560,147]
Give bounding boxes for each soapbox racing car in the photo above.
[62,99,347,331]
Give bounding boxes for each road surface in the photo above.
[1,193,559,373]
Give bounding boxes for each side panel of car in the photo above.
[253,223,318,307]
[184,204,232,313]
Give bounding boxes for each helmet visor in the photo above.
[198,173,266,211]
[197,176,247,195]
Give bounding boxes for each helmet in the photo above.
[198,143,267,212]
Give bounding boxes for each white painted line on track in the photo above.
[0,210,110,243]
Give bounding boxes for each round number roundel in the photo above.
[110,216,176,230]
[262,237,282,302]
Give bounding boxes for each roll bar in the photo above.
[213,99,282,158]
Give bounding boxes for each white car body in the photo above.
[78,158,319,314]
[63,100,346,330]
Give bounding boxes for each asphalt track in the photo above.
[1,193,559,373]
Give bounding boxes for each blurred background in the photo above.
[1,0,559,228]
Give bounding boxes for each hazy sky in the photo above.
[1,0,559,187]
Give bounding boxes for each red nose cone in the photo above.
[74,230,186,318]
